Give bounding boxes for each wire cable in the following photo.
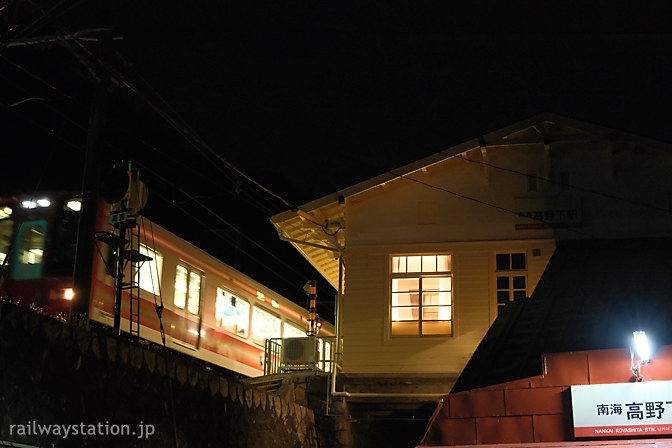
[390,170,598,238]
[450,153,671,213]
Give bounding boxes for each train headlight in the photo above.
[64,288,74,300]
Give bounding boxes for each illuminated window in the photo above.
[390,254,452,336]
[0,218,13,265]
[495,252,527,315]
[283,322,305,338]
[12,220,46,280]
[252,306,281,346]
[137,245,162,295]
[215,288,249,338]
[174,264,201,315]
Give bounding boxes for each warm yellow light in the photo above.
[0,207,12,219]
[64,288,74,300]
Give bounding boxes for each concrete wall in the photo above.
[0,301,317,448]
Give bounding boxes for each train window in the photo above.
[174,264,202,315]
[252,306,281,346]
[0,217,13,265]
[215,287,249,338]
[13,220,46,280]
[137,244,162,295]
[283,322,305,338]
[49,207,79,277]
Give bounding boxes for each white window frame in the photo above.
[494,251,527,315]
[390,254,453,337]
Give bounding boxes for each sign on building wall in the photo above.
[514,196,582,230]
[571,381,672,437]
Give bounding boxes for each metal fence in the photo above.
[263,336,335,375]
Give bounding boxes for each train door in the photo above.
[172,262,203,349]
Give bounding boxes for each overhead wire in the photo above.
[389,169,598,239]
[1,82,314,299]
[450,153,671,213]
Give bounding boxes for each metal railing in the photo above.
[263,336,336,375]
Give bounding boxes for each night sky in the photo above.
[2,1,671,319]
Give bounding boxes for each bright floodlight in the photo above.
[633,331,651,363]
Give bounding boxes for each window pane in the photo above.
[19,225,45,265]
[391,256,406,273]
[422,256,436,272]
[187,271,201,315]
[497,290,510,304]
[511,253,526,270]
[423,306,451,321]
[496,253,510,270]
[392,278,419,293]
[392,321,419,335]
[174,265,188,309]
[513,275,526,289]
[252,306,281,343]
[407,256,422,272]
[437,255,451,272]
[496,276,509,289]
[423,291,451,306]
[513,290,527,300]
[283,322,305,338]
[137,245,162,294]
[423,276,451,291]
[391,307,418,321]
[0,219,13,266]
[422,320,451,335]
[392,292,419,306]
[216,288,249,338]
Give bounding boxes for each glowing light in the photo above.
[271,299,279,309]
[634,331,651,362]
[64,288,74,300]
[36,199,51,207]
[66,200,82,211]
[22,201,37,209]
[0,207,12,219]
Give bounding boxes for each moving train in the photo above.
[0,191,334,377]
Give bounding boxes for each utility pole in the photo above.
[71,70,107,317]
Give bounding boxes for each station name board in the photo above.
[571,381,672,437]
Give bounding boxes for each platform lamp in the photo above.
[631,330,651,382]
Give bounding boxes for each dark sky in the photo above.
[2,1,671,318]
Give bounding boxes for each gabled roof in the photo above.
[451,238,672,393]
[270,113,671,289]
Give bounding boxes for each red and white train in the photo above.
[0,192,334,377]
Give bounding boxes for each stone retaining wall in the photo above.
[0,301,317,447]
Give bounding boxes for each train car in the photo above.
[0,192,335,377]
